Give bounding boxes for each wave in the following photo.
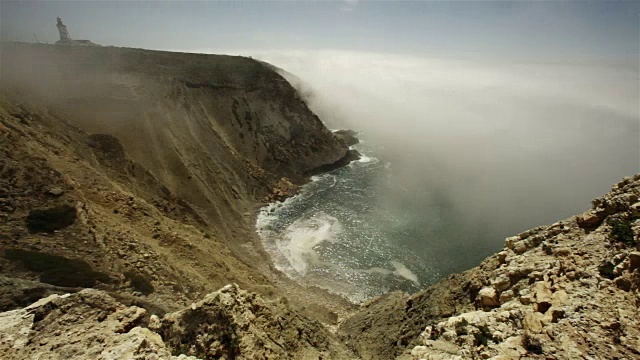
[276,212,343,275]
[255,139,427,302]
[357,154,378,164]
[390,261,420,286]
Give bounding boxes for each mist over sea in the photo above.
[254,51,639,302]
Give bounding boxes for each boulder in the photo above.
[497,251,508,265]
[46,187,64,197]
[478,287,499,308]
[630,202,640,217]
[576,211,602,228]
[513,241,529,255]
[505,236,520,250]
[492,276,511,292]
[499,290,514,303]
[523,312,543,334]
[532,282,553,314]
[628,252,640,271]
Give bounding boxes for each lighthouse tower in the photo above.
[56,17,71,43]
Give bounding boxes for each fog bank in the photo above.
[249,50,638,272]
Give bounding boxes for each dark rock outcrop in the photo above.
[334,129,360,146]
[4,249,110,288]
[305,149,361,176]
[26,205,76,233]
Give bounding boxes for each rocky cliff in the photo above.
[0,43,638,360]
[0,42,355,342]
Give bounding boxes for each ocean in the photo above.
[257,140,454,302]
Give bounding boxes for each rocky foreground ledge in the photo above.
[0,284,353,359]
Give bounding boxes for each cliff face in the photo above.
[0,43,353,321]
[1,43,348,232]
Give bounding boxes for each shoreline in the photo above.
[243,146,374,324]
[244,200,359,325]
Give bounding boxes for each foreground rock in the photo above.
[155,284,351,359]
[341,174,640,359]
[0,285,355,360]
[0,289,173,360]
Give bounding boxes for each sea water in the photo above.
[257,140,441,302]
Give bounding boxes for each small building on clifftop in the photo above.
[55,17,99,46]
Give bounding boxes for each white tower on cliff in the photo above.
[56,17,71,43]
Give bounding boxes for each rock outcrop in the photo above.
[0,289,172,360]
[333,130,360,147]
[0,285,355,360]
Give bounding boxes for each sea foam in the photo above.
[277,212,343,275]
[390,261,420,285]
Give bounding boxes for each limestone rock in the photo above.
[630,202,640,217]
[505,236,520,249]
[156,283,339,359]
[478,287,499,308]
[628,252,640,271]
[0,289,174,360]
[492,275,511,292]
[576,210,602,228]
[532,282,553,313]
[0,284,352,360]
[402,174,640,360]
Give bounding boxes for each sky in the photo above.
[1,1,639,62]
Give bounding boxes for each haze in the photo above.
[247,50,639,273]
[2,0,639,274]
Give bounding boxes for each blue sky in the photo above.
[2,1,639,61]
